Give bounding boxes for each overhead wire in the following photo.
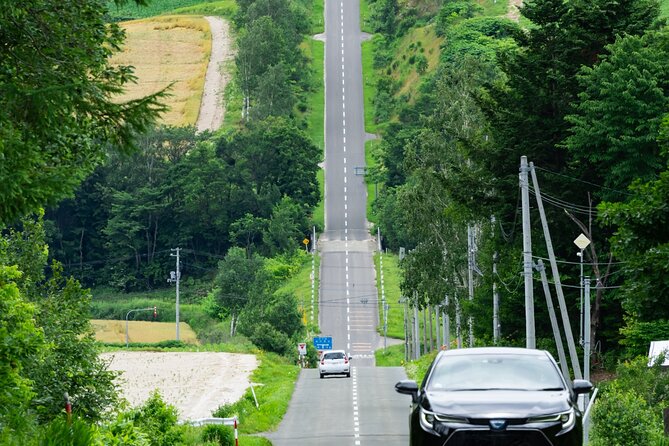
[533,165,634,197]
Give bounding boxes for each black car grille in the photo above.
[445,429,553,446]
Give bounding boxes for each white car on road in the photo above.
[319,350,351,378]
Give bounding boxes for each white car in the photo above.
[318,350,351,378]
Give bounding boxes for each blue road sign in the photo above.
[313,336,333,350]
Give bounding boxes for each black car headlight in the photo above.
[419,408,468,436]
[527,408,576,433]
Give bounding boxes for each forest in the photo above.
[1,0,320,443]
[364,0,669,443]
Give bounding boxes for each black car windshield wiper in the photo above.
[536,387,565,391]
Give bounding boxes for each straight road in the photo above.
[266,368,409,446]
[266,0,410,443]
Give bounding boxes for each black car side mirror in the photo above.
[572,379,593,395]
[395,380,419,403]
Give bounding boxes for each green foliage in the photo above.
[105,0,237,20]
[0,264,43,433]
[435,0,483,35]
[591,381,663,446]
[38,417,99,446]
[1,214,117,425]
[0,0,167,226]
[201,425,234,446]
[129,392,182,446]
[565,29,669,198]
[620,319,669,358]
[245,321,292,355]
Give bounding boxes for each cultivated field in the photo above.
[100,351,258,420]
[111,15,211,126]
[92,319,199,344]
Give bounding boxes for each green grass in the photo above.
[220,66,244,133]
[313,168,325,230]
[213,352,300,435]
[375,343,405,366]
[375,252,404,339]
[365,139,381,222]
[360,0,373,33]
[405,350,439,382]
[105,0,236,20]
[310,0,325,34]
[304,39,325,151]
[476,0,509,17]
[362,37,379,134]
[662,0,669,18]
[171,0,237,16]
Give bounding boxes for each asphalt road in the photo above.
[266,368,410,446]
[266,0,411,443]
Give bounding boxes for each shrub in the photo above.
[591,382,663,446]
[201,425,234,446]
[39,417,99,446]
[130,391,183,446]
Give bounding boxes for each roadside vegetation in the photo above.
[363,0,669,441]
[1,0,328,443]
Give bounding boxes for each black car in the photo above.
[395,347,592,446]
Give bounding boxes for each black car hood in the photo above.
[424,389,572,419]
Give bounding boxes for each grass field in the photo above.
[106,0,236,20]
[92,319,199,344]
[375,252,403,339]
[276,252,321,334]
[362,37,378,134]
[365,139,380,222]
[111,15,211,126]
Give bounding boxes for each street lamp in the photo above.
[573,233,591,345]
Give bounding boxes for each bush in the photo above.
[201,425,234,446]
[591,382,663,446]
[38,417,99,446]
[129,391,183,446]
[247,322,291,355]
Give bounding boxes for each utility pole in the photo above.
[493,252,500,344]
[530,163,582,379]
[536,260,570,380]
[520,156,535,349]
[170,247,181,341]
[413,297,420,359]
[584,277,592,446]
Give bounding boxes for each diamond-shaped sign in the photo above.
[573,233,591,250]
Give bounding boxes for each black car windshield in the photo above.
[427,353,565,391]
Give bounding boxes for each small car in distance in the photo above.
[319,350,351,378]
[395,347,592,446]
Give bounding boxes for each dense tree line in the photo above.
[1,0,321,439]
[47,120,318,290]
[46,0,322,290]
[371,0,669,362]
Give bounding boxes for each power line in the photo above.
[531,255,627,266]
[533,165,634,197]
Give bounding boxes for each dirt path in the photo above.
[506,0,523,21]
[196,16,234,132]
[101,351,258,421]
